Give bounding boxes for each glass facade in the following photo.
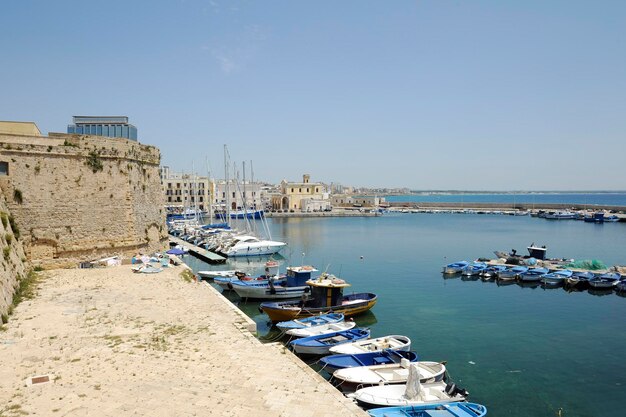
[67,116,138,140]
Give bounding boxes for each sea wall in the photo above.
[0,191,27,320]
[0,132,168,268]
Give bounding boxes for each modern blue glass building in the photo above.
[67,116,138,141]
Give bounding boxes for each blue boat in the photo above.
[368,402,488,417]
[589,272,621,289]
[616,278,626,292]
[461,262,487,276]
[566,271,595,288]
[231,266,318,300]
[481,264,507,280]
[497,265,528,281]
[276,313,344,331]
[320,349,418,374]
[288,328,370,355]
[518,267,549,283]
[442,261,469,274]
[541,269,573,287]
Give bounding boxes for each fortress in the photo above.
[0,123,168,317]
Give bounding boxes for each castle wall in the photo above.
[0,132,168,268]
[0,192,27,319]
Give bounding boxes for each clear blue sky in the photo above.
[1,1,625,190]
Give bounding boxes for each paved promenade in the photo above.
[0,265,368,417]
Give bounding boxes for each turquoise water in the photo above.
[183,214,626,416]
[385,193,626,206]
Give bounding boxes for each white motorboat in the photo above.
[197,270,237,279]
[332,359,445,390]
[348,363,467,408]
[329,335,411,355]
[286,320,356,338]
[221,235,287,257]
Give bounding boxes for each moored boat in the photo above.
[442,261,469,274]
[589,272,621,289]
[518,267,549,283]
[541,269,573,287]
[367,402,487,417]
[259,273,377,322]
[565,271,595,288]
[461,262,487,276]
[349,363,468,408]
[275,313,344,331]
[286,320,356,338]
[497,266,528,281]
[329,335,411,355]
[231,265,317,299]
[197,270,237,279]
[288,327,370,355]
[320,349,419,375]
[333,359,446,391]
[481,264,507,280]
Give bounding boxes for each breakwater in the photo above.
[388,201,626,212]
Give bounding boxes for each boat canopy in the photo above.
[286,266,318,287]
[306,273,351,288]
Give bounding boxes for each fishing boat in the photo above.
[288,328,370,355]
[197,270,238,279]
[604,215,620,222]
[286,320,356,338]
[231,266,317,300]
[259,274,377,323]
[481,264,507,280]
[565,271,595,288]
[329,335,411,355]
[497,265,528,281]
[333,359,445,391]
[319,349,419,375]
[367,402,487,417]
[461,262,487,276]
[589,272,621,289]
[442,261,469,274]
[214,261,283,289]
[275,313,344,331]
[541,269,573,287]
[348,363,468,408]
[518,267,549,283]
[544,211,576,220]
[616,278,626,292]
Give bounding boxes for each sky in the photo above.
[1,0,625,191]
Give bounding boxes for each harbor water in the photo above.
[385,192,626,206]
[184,213,626,417]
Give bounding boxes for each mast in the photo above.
[206,156,213,222]
[224,145,230,223]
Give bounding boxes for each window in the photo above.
[316,188,319,192]
[306,188,309,192]
[291,188,294,193]
[299,188,301,192]
[0,161,8,176]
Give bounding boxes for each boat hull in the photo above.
[260,293,378,323]
[367,402,487,417]
[332,361,445,390]
[350,381,467,408]
[232,283,309,300]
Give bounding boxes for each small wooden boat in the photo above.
[497,266,528,281]
[518,267,549,283]
[442,261,469,274]
[320,349,418,375]
[541,269,573,287]
[589,272,621,289]
[286,320,356,338]
[566,271,595,288]
[461,262,487,276]
[276,313,344,331]
[616,279,626,292]
[367,402,487,417]
[349,364,468,408]
[333,360,445,390]
[329,335,411,355]
[289,328,370,355]
[215,262,284,289]
[260,273,377,322]
[481,265,507,280]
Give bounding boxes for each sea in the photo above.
[385,192,626,207]
[183,210,626,417]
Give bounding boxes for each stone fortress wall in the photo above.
[0,191,27,320]
[0,132,168,269]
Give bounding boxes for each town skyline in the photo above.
[2,1,625,190]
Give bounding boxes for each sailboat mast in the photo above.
[224,145,230,222]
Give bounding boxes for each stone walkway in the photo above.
[0,265,368,417]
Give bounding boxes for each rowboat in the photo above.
[320,349,418,375]
[518,267,549,283]
[231,266,317,299]
[497,266,528,281]
[288,328,370,355]
[541,269,573,287]
[275,313,344,331]
[367,402,487,417]
[442,261,469,274]
[589,272,621,289]
[329,335,411,355]
[286,320,356,338]
[332,359,446,390]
